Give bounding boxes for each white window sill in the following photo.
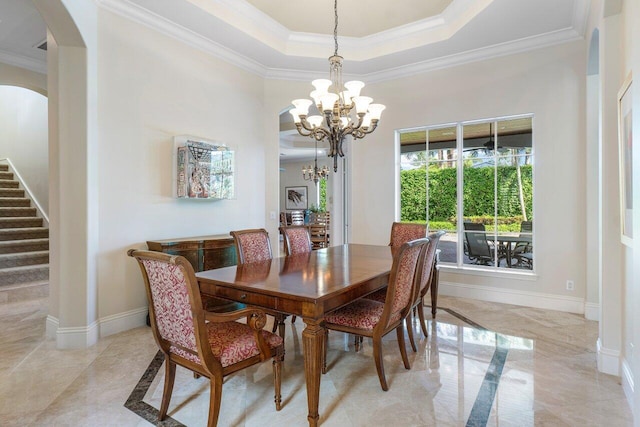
[438,263,538,281]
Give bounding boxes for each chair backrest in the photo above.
[230,228,273,264]
[389,222,427,249]
[463,222,492,257]
[290,210,305,225]
[414,231,446,301]
[520,220,532,235]
[379,238,429,331]
[128,249,213,368]
[280,225,312,256]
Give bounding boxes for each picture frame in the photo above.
[285,186,308,210]
[618,73,633,246]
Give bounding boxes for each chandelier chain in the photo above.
[333,0,338,56]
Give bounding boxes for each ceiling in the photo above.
[0,0,589,161]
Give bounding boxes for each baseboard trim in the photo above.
[584,302,600,321]
[597,338,620,376]
[55,320,99,349]
[621,358,634,411]
[99,307,148,338]
[438,281,585,313]
[45,315,58,340]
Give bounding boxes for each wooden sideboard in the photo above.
[146,234,240,312]
[146,234,237,271]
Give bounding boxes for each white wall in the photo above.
[348,41,587,310]
[96,10,267,323]
[0,86,49,214]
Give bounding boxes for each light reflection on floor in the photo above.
[0,295,633,426]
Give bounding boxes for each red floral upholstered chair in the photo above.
[389,222,427,252]
[279,225,312,256]
[413,231,446,338]
[127,249,284,427]
[323,238,429,391]
[230,228,273,263]
[279,225,312,324]
[230,228,288,337]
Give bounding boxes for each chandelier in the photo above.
[289,0,385,173]
[302,140,330,184]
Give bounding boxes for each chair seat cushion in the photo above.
[171,321,283,367]
[364,288,387,303]
[325,299,386,331]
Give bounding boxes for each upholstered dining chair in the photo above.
[323,238,429,391]
[389,222,427,252]
[230,228,287,338]
[278,225,312,325]
[279,225,312,256]
[127,249,284,427]
[412,231,445,341]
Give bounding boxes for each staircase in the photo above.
[0,163,49,301]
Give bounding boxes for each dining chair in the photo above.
[512,220,533,268]
[389,222,427,251]
[230,228,287,338]
[127,249,284,427]
[280,225,312,256]
[323,238,429,391]
[279,225,312,325]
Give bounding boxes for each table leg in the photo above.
[430,266,439,318]
[302,319,324,427]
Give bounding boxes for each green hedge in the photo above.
[401,165,532,224]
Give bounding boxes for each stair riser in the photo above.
[0,189,24,197]
[0,241,49,254]
[0,218,43,229]
[0,254,49,268]
[0,282,48,303]
[0,230,49,241]
[0,172,13,180]
[0,165,8,172]
[0,199,30,207]
[0,208,37,217]
[0,181,19,189]
[0,267,48,286]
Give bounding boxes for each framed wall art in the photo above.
[174,135,235,200]
[285,186,308,210]
[618,73,633,246]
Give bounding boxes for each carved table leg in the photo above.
[302,319,325,427]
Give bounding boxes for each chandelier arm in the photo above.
[294,123,314,137]
[299,117,319,132]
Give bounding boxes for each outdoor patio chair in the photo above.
[463,222,497,265]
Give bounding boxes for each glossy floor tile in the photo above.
[0,294,633,426]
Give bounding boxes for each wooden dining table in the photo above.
[196,243,393,426]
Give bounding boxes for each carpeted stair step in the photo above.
[0,251,49,268]
[0,188,24,198]
[0,180,19,189]
[0,164,8,172]
[0,207,37,217]
[0,238,49,254]
[0,197,31,207]
[0,228,49,241]
[0,217,43,229]
[0,172,14,180]
[0,264,48,286]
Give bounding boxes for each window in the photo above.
[399,116,533,271]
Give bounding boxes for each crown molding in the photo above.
[0,49,46,74]
[96,0,267,76]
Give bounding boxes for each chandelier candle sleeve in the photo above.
[290,0,385,172]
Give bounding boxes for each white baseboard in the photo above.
[99,307,148,338]
[438,281,585,313]
[43,308,148,348]
[584,302,600,321]
[621,358,634,411]
[597,338,620,376]
[55,321,99,349]
[46,315,59,340]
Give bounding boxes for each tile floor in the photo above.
[0,293,633,426]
